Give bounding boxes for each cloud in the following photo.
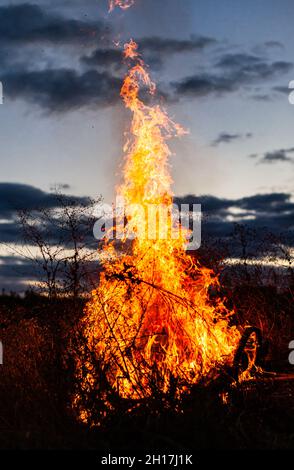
[81,35,216,70]
[82,48,123,70]
[2,10,290,112]
[175,192,294,239]
[173,52,293,99]
[175,194,231,214]
[3,184,292,239]
[1,186,293,289]
[236,192,294,213]
[1,68,122,112]
[249,147,294,165]
[0,222,22,244]
[216,53,292,79]
[211,132,252,146]
[0,182,100,291]
[0,7,292,112]
[0,256,38,292]
[261,150,294,164]
[0,182,89,220]
[216,53,262,69]
[0,3,105,44]
[173,74,236,97]
[272,85,291,95]
[0,182,101,271]
[0,255,100,292]
[139,35,216,55]
[250,93,272,102]
[0,4,120,113]
[264,41,284,50]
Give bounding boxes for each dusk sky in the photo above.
[1,0,294,290]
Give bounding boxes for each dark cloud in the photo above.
[173,74,235,98]
[216,53,292,79]
[251,93,272,102]
[81,35,216,71]
[82,48,123,70]
[173,52,293,99]
[273,85,291,95]
[0,222,22,244]
[261,150,294,164]
[216,53,262,69]
[249,147,294,165]
[0,184,98,286]
[237,193,294,213]
[0,3,105,44]
[1,68,121,112]
[175,192,294,239]
[0,256,100,292]
[0,5,292,111]
[139,35,216,55]
[0,256,38,292]
[3,184,292,240]
[211,132,252,146]
[0,256,36,280]
[1,186,293,290]
[2,7,290,112]
[175,194,232,215]
[0,182,89,220]
[264,41,284,49]
[0,4,119,112]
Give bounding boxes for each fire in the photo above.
[109,0,135,12]
[76,40,240,410]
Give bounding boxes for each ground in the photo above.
[0,291,293,450]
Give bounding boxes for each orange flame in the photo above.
[77,41,240,408]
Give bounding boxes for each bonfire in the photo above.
[74,37,241,419]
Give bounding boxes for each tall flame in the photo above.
[77,40,240,408]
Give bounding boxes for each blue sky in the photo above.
[0,0,293,290]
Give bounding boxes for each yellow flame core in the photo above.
[79,41,240,402]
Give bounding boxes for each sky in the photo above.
[0,0,294,290]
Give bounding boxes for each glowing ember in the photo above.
[109,0,135,12]
[76,40,240,410]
